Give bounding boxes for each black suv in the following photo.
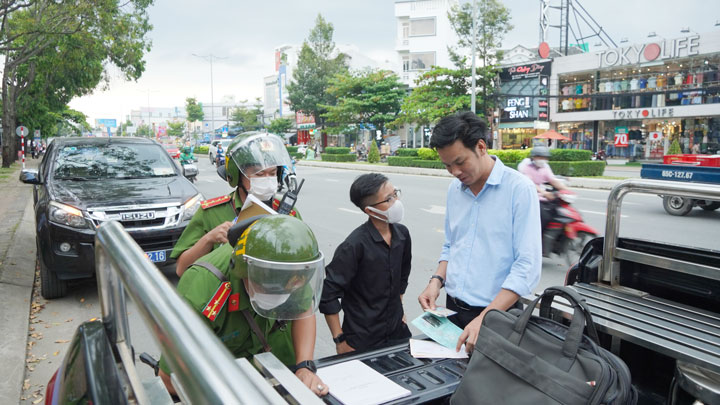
[20,137,202,298]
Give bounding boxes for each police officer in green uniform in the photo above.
[159,215,329,397]
[173,133,299,277]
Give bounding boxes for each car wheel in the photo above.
[38,250,67,299]
[697,200,720,211]
[565,231,594,266]
[662,195,694,216]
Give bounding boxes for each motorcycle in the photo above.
[592,149,608,165]
[179,154,199,183]
[542,188,599,265]
[215,147,225,167]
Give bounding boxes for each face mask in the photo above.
[251,291,291,310]
[533,160,549,168]
[248,176,278,201]
[367,200,404,224]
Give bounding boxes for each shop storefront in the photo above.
[498,61,551,149]
[550,31,720,158]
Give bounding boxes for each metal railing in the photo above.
[601,179,720,287]
[95,220,286,404]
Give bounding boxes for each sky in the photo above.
[68,0,718,124]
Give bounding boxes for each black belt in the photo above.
[448,295,486,312]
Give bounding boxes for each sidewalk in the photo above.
[0,159,39,403]
[297,159,626,190]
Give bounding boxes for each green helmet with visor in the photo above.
[229,215,324,320]
[224,133,292,188]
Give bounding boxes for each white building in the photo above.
[394,0,460,87]
[130,107,186,135]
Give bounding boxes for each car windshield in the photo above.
[53,143,177,179]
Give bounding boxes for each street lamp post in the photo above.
[470,0,478,113]
[193,53,227,138]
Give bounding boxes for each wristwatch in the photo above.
[333,333,346,344]
[430,274,445,288]
[293,360,317,374]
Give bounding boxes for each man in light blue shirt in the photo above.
[418,112,542,353]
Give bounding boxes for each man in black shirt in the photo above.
[319,173,412,354]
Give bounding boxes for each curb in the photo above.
[297,160,623,190]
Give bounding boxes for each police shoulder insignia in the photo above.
[202,281,232,321]
[201,194,232,210]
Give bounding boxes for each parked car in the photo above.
[208,138,232,165]
[162,143,180,159]
[19,137,203,299]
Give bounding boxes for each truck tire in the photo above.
[38,250,67,299]
[662,195,694,216]
[697,200,720,211]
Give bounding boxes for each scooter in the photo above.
[215,147,225,167]
[179,155,199,183]
[592,149,608,165]
[542,189,599,265]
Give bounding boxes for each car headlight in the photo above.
[49,201,87,229]
[182,194,203,221]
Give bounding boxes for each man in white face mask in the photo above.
[518,145,568,232]
[320,173,413,354]
[172,133,300,277]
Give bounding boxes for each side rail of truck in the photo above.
[557,179,720,404]
[45,220,323,404]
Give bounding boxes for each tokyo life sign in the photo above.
[596,35,699,68]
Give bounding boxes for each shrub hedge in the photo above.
[417,148,439,160]
[387,156,445,169]
[489,149,530,163]
[548,161,605,176]
[324,147,351,155]
[195,146,209,154]
[321,154,356,162]
[290,152,304,160]
[549,149,592,161]
[396,148,420,157]
[286,146,299,153]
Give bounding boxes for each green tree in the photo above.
[322,70,405,135]
[392,66,494,128]
[668,139,682,155]
[185,97,204,122]
[231,98,263,131]
[368,140,380,163]
[136,124,152,137]
[1,0,154,167]
[167,121,185,137]
[287,14,348,130]
[267,117,294,135]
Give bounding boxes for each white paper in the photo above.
[409,338,468,359]
[240,193,277,214]
[316,360,411,405]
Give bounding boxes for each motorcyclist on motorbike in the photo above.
[180,146,195,164]
[518,146,568,232]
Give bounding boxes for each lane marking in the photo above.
[580,209,628,218]
[421,205,446,215]
[338,207,362,215]
[577,197,639,206]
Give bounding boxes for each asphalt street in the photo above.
[18,157,719,402]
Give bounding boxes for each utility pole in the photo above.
[193,53,228,138]
[470,0,478,113]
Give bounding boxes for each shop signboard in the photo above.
[614,127,629,148]
[499,61,551,81]
[596,35,699,68]
[503,97,533,121]
[649,131,663,141]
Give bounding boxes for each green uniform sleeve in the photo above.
[158,266,220,374]
[170,209,207,259]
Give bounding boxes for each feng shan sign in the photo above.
[597,35,700,68]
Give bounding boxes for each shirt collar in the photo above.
[364,219,406,242]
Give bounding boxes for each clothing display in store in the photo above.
[561,99,570,110]
[638,77,647,89]
[574,98,583,109]
[656,75,666,88]
[582,83,590,94]
[604,81,613,92]
[647,76,657,88]
[674,73,683,86]
[620,79,629,91]
[696,72,704,85]
[575,84,583,94]
[613,81,622,92]
[630,78,639,90]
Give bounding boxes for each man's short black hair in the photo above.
[429,111,490,150]
[350,173,388,210]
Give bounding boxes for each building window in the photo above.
[402,22,409,39]
[402,55,410,72]
[410,18,436,37]
[410,52,435,71]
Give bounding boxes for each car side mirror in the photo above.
[19,169,41,184]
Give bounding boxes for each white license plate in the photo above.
[145,250,167,263]
[121,211,156,220]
